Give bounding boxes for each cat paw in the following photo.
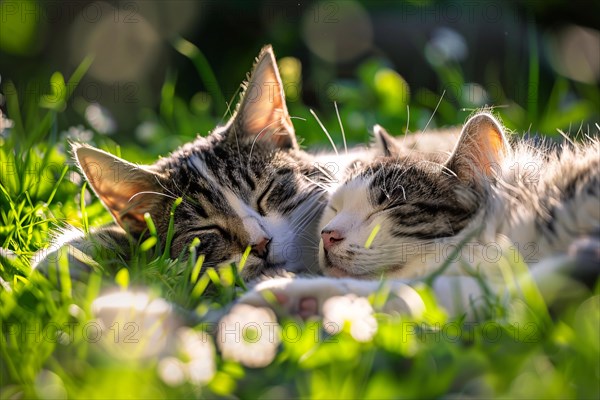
[238,277,329,319]
[237,276,426,320]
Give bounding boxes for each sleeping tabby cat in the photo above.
[239,112,599,318]
[34,46,333,280]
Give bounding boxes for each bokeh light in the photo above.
[547,25,600,84]
[69,2,160,83]
[302,0,373,63]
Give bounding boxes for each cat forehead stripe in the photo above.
[186,154,208,177]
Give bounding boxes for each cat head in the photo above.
[74,46,328,279]
[318,112,511,278]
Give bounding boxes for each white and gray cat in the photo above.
[239,112,599,318]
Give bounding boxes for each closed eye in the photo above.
[195,224,230,238]
[365,203,402,221]
[383,202,404,212]
[256,178,278,216]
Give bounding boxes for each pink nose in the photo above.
[321,230,344,251]
[251,237,271,258]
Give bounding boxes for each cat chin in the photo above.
[321,245,438,280]
[319,249,349,276]
[240,261,290,280]
[323,264,352,278]
[323,267,367,279]
[323,268,377,280]
[321,259,381,280]
[242,256,319,280]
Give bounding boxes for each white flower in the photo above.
[91,291,176,359]
[217,304,281,368]
[425,27,468,66]
[158,327,216,387]
[0,109,14,138]
[135,121,160,143]
[323,294,378,342]
[34,370,67,400]
[176,327,216,385]
[60,125,93,142]
[158,357,186,387]
[85,103,116,134]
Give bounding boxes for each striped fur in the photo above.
[319,112,600,279]
[156,132,329,278]
[34,46,330,280]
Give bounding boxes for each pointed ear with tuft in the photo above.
[445,113,511,184]
[372,124,398,156]
[74,145,166,235]
[230,45,297,150]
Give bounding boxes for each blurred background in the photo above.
[1,0,599,156]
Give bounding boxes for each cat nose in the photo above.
[251,237,271,258]
[321,230,344,251]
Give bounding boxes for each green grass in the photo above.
[1,50,599,399]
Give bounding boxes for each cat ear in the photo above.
[231,45,297,149]
[74,144,165,234]
[445,113,511,183]
[372,125,396,156]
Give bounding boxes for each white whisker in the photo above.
[556,128,575,146]
[248,119,290,166]
[423,90,445,134]
[310,109,338,156]
[129,191,177,203]
[334,102,347,155]
[290,116,307,123]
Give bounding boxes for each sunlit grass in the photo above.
[364,224,381,249]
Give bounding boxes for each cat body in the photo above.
[482,139,599,263]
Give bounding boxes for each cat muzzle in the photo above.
[321,230,345,251]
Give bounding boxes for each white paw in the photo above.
[238,277,426,319]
